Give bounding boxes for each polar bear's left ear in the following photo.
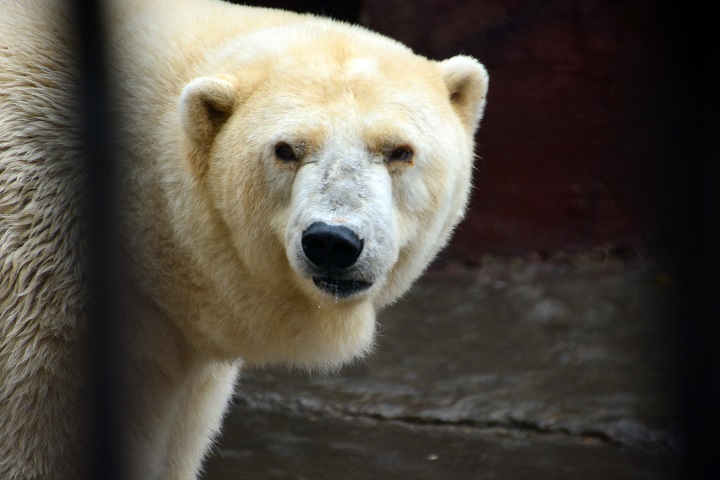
[179,77,237,147]
[438,56,489,135]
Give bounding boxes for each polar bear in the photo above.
[0,0,488,478]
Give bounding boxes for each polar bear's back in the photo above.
[0,2,90,477]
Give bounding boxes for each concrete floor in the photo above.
[203,260,682,479]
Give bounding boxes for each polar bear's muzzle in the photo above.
[285,154,397,300]
[301,222,372,298]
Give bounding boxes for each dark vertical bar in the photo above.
[657,2,720,479]
[72,0,123,478]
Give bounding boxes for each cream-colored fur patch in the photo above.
[347,56,380,77]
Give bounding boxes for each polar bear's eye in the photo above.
[275,142,298,161]
[388,146,413,162]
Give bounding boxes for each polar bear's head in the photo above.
[174,25,488,369]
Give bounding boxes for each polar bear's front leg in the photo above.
[163,361,240,480]
[117,290,241,480]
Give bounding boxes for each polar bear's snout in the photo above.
[300,222,372,298]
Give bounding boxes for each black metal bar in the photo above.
[655,2,720,479]
[72,1,123,478]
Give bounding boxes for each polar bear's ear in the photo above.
[179,77,237,147]
[438,56,489,135]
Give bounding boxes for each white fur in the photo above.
[0,0,489,478]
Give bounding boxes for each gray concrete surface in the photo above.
[203,261,682,479]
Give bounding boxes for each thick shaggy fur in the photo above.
[0,0,488,478]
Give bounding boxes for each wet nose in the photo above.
[301,222,364,269]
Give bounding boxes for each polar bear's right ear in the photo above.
[438,56,489,135]
[179,77,237,147]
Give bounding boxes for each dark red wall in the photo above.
[363,0,664,259]
[242,0,667,258]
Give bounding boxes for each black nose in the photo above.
[301,222,364,269]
